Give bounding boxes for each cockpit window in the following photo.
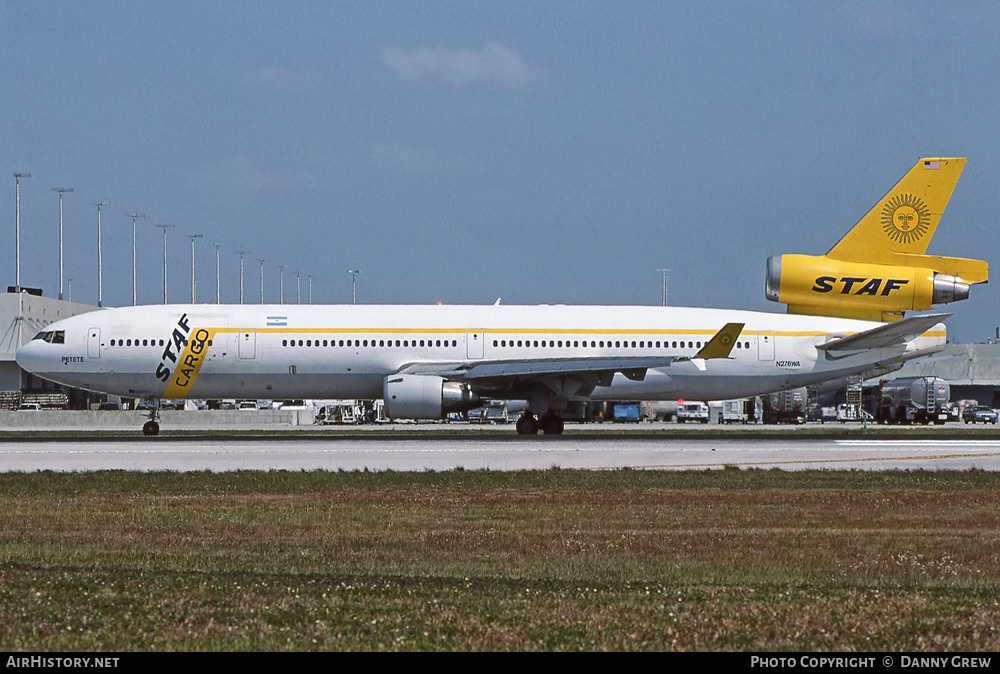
[32,330,65,344]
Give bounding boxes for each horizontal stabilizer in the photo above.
[817,313,948,353]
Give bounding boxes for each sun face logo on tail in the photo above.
[881,194,930,245]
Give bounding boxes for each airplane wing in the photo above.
[410,355,678,383]
[817,313,949,353]
[399,323,744,384]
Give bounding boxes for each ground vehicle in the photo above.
[470,403,510,424]
[761,388,807,424]
[610,403,641,422]
[962,405,998,424]
[17,402,42,411]
[709,399,748,424]
[806,405,838,423]
[836,404,858,422]
[875,377,950,425]
[96,401,122,411]
[639,401,676,422]
[677,402,709,423]
[482,405,509,424]
[236,401,259,411]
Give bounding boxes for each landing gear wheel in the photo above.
[516,414,539,435]
[142,420,160,436]
[540,413,565,435]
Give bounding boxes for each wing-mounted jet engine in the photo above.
[766,157,987,322]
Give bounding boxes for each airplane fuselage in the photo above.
[16,303,944,407]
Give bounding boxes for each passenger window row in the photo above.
[282,338,459,348]
[491,338,753,350]
[108,338,214,348]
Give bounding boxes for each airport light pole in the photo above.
[257,258,268,304]
[236,250,247,304]
[295,271,301,304]
[91,201,110,307]
[347,269,359,305]
[213,242,222,304]
[51,187,73,300]
[187,234,203,303]
[67,278,72,302]
[658,268,671,307]
[308,275,312,304]
[155,224,175,304]
[277,264,286,305]
[13,173,30,293]
[129,213,145,305]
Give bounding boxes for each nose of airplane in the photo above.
[15,340,48,376]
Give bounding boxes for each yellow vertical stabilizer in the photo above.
[766,156,987,322]
[827,158,965,264]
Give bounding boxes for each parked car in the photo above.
[17,402,42,411]
[97,401,123,411]
[962,405,998,424]
[237,400,259,411]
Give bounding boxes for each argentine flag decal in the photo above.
[266,316,288,327]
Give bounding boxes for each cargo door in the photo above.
[466,330,484,360]
[238,329,256,359]
[87,328,101,359]
[757,331,774,361]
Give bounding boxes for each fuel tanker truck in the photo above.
[874,376,950,425]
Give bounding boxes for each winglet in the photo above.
[694,322,744,359]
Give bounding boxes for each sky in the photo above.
[2,0,1000,343]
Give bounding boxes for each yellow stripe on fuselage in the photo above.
[208,326,945,338]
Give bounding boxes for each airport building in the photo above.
[0,290,100,408]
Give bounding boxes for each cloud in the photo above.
[194,155,318,191]
[242,66,323,93]
[381,42,542,89]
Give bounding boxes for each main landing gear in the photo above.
[515,412,565,435]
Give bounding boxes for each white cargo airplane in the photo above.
[17,303,945,435]
[15,158,982,436]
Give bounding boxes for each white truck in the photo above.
[676,401,709,423]
[709,399,749,424]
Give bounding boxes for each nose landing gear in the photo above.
[141,398,161,436]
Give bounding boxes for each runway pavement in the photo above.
[3,429,1000,472]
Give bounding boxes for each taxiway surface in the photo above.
[3,432,1000,472]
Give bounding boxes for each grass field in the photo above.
[2,468,999,651]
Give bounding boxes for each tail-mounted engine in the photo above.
[766,254,972,322]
